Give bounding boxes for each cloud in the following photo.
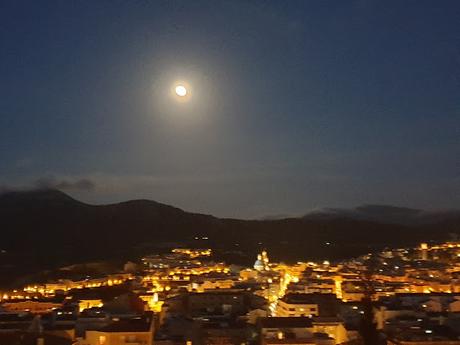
[33,176,96,192]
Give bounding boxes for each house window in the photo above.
[99,336,106,345]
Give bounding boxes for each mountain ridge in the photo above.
[302,204,460,226]
[0,189,459,287]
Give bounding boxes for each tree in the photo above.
[359,255,380,345]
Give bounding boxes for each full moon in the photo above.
[175,85,187,97]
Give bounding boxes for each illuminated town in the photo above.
[1,242,460,344]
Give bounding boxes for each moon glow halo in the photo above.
[175,85,187,97]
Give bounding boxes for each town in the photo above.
[1,241,460,345]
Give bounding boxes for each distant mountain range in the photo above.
[302,205,460,226]
[0,189,459,287]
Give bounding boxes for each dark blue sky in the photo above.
[1,0,459,218]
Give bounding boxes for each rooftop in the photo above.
[99,318,152,333]
[281,293,338,305]
[259,317,313,328]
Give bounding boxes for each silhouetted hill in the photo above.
[0,188,223,257]
[0,189,459,287]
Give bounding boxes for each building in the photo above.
[258,317,347,345]
[388,337,460,344]
[186,290,247,316]
[258,317,316,344]
[79,317,154,345]
[275,293,339,317]
[2,300,62,314]
[79,300,103,313]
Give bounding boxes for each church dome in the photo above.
[254,259,264,271]
[254,254,264,271]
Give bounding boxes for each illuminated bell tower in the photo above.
[420,243,428,261]
[261,250,270,271]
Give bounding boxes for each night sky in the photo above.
[1,1,459,218]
